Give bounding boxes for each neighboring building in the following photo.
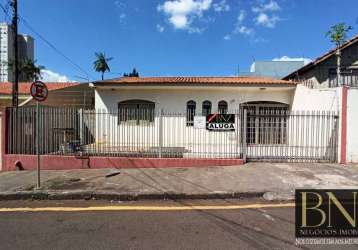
[0,82,94,108]
[0,23,14,82]
[284,34,358,88]
[247,61,305,79]
[18,35,34,62]
[0,23,35,82]
[283,34,358,163]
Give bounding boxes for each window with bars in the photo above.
[218,100,228,114]
[202,100,212,117]
[186,100,196,126]
[118,100,155,125]
[241,102,288,145]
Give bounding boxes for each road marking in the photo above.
[0,203,295,212]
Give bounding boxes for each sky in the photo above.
[0,0,357,82]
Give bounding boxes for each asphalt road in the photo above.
[0,200,355,250]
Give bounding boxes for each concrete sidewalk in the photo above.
[0,163,358,201]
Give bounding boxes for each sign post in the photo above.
[30,81,48,189]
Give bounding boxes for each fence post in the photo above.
[158,108,163,158]
[236,110,240,158]
[79,108,84,145]
[242,109,247,163]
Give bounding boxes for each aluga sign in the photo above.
[206,114,235,131]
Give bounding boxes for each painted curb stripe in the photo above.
[0,203,295,212]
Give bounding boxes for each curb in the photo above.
[0,190,267,201]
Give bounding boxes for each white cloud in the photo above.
[237,25,254,36]
[114,0,125,9]
[213,0,230,12]
[238,10,245,23]
[156,24,165,32]
[114,0,127,24]
[157,0,212,32]
[119,13,126,23]
[224,10,254,40]
[255,12,280,28]
[273,56,312,65]
[223,34,231,40]
[41,70,73,82]
[252,1,282,28]
[252,0,280,13]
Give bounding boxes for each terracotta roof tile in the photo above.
[0,82,79,95]
[94,76,296,86]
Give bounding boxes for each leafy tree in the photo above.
[326,23,353,86]
[93,52,113,80]
[123,68,139,77]
[8,58,45,81]
[326,23,353,47]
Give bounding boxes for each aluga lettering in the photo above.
[208,123,235,130]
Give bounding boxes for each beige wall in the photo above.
[95,86,295,112]
[23,84,94,108]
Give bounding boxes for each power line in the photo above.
[0,2,94,81]
[19,16,94,81]
[0,1,11,23]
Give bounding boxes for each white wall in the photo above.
[291,84,340,112]
[347,88,358,162]
[95,86,295,112]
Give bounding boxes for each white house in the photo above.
[89,76,340,162]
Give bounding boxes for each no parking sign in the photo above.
[30,81,48,102]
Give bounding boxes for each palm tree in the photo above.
[8,58,45,81]
[326,23,353,86]
[21,58,45,81]
[93,52,113,80]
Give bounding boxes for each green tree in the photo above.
[124,68,139,77]
[93,52,113,80]
[21,58,45,81]
[326,23,353,47]
[326,23,353,86]
[8,58,45,81]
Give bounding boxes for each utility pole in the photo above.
[336,48,342,86]
[11,0,19,107]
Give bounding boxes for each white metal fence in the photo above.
[6,106,339,162]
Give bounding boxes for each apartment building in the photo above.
[0,23,34,82]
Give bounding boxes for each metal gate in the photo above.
[243,109,339,162]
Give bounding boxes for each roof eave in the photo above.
[93,82,297,88]
[283,34,358,80]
